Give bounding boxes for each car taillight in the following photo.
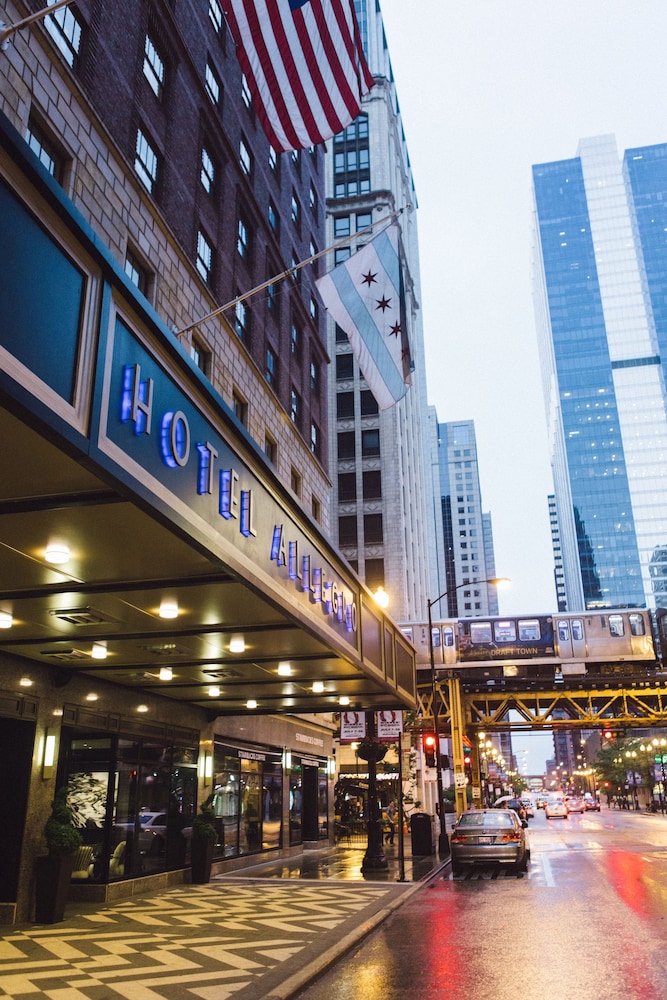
[500,832,521,842]
[450,832,467,844]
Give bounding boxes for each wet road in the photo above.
[294,807,667,1000]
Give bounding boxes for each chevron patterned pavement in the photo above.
[0,877,406,1000]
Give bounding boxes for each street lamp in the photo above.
[427,576,509,856]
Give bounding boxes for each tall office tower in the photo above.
[430,418,499,618]
[548,495,567,612]
[533,135,667,610]
[325,1,437,622]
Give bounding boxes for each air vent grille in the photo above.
[49,607,119,626]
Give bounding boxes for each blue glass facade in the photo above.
[533,151,645,609]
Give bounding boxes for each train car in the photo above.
[402,609,657,679]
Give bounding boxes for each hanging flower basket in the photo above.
[356,737,388,762]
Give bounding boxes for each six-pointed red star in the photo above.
[389,322,401,337]
[361,271,377,285]
[376,296,392,311]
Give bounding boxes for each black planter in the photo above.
[190,838,214,884]
[34,853,76,923]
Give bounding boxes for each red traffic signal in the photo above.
[423,733,437,768]
[603,728,626,740]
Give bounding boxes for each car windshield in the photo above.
[457,811,515,829]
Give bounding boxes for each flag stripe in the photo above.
[221,0,374,152]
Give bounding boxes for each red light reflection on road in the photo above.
[604,849,652,920]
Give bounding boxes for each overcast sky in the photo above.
[378,0,667,772]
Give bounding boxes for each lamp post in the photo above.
[427,576,508,856]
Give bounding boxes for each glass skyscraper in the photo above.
[533,135,667,610]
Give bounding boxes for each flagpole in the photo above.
[174,204,411,337]
[1,0,74,49]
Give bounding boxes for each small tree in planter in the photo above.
[35,787,83,923]
[190,793,217,883]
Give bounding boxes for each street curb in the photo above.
[263,858,450,1000]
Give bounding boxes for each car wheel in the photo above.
[516,853,528,873]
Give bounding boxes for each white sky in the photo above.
[378,0,667,772]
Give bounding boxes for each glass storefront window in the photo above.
[212,742,283,857]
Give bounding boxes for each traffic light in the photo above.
[423,733,437,768]
[603,728,626,740]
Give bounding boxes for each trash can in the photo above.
[410,812,435,856]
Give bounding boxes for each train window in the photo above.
[494,620,516,642]
[609,614,625,638]
[400,627,413,643]
[557,620,570,642]
[629,613,646,636]
[518,619,540,641]
[470,622,492,644]
[572,619,584,641]
[431,628,441,649]
[443,626,455,647]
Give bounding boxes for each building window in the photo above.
[241,73,252,108]
[310,422,320,458]
[309,297,318,322]
[334,216,351,238]
[309,184,317,214]
[265,346,277,387]
[363,470,382,499]
[337,392,354,419]
[336,354,354,380]
[124,250,150,296]
[312,496,321,522]
[335,247,351,265]
[365,558,385,592]
[196,230,213,282]
[45,0,82,67]
[205,62,220,104]
[134,129,158,192]
[209,0,223,32]
[333,113,370,198]
[240,139,251,175]
[310,359,319,393]
[143,35,165,98]
[265,433,277,465]
[26,118,65,182]
[237,217,249,259]
[364,513,383,545]
[200,147,215,193]
[337,431,355,460]
[268,201,278,232]
[338,472,357,502]
[290,323,301,360]
[235,299,248,340]
[361,429,380,457]
[291,192,300,225]
[360,390,379,416]
[267,281,278,315]
[291,467,302,496]
[290,389,301,427]
[338,516,358,546]
[269,145,278,171]
[190,336,211,376]
[356,211,372,232]
[233,389,248,426]
[335,324,348,344]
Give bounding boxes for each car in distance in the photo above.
[450,808,529,875]
[565,796,584,813]
[493,795,528,823]
[545,798,568,819]
[583,796,601,811]
[536,794,548,809]
[521,797,535,817]
[114,812,167,854]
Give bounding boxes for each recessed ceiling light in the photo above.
[246,698,257,709]
[208,685,221,697]
[0,611,13,628]
[278,662,292,676]
[91,642,107,660]
[339,695,350,706]
[45,543,70,564]
[137,704,149,713]
[229,635,246,653]
[85,692,98,702]
[159,666,173,681]
[19,677,33,687]
[312,681,324,694]
[159,599,178,619]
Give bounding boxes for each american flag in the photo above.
[221,0,374,152]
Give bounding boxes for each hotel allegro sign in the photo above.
[103,316,358,644]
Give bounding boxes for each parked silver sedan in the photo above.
[450,808,529,875]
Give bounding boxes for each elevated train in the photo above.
[402,608,667,683]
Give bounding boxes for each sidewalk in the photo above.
[0,835,450,1000]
